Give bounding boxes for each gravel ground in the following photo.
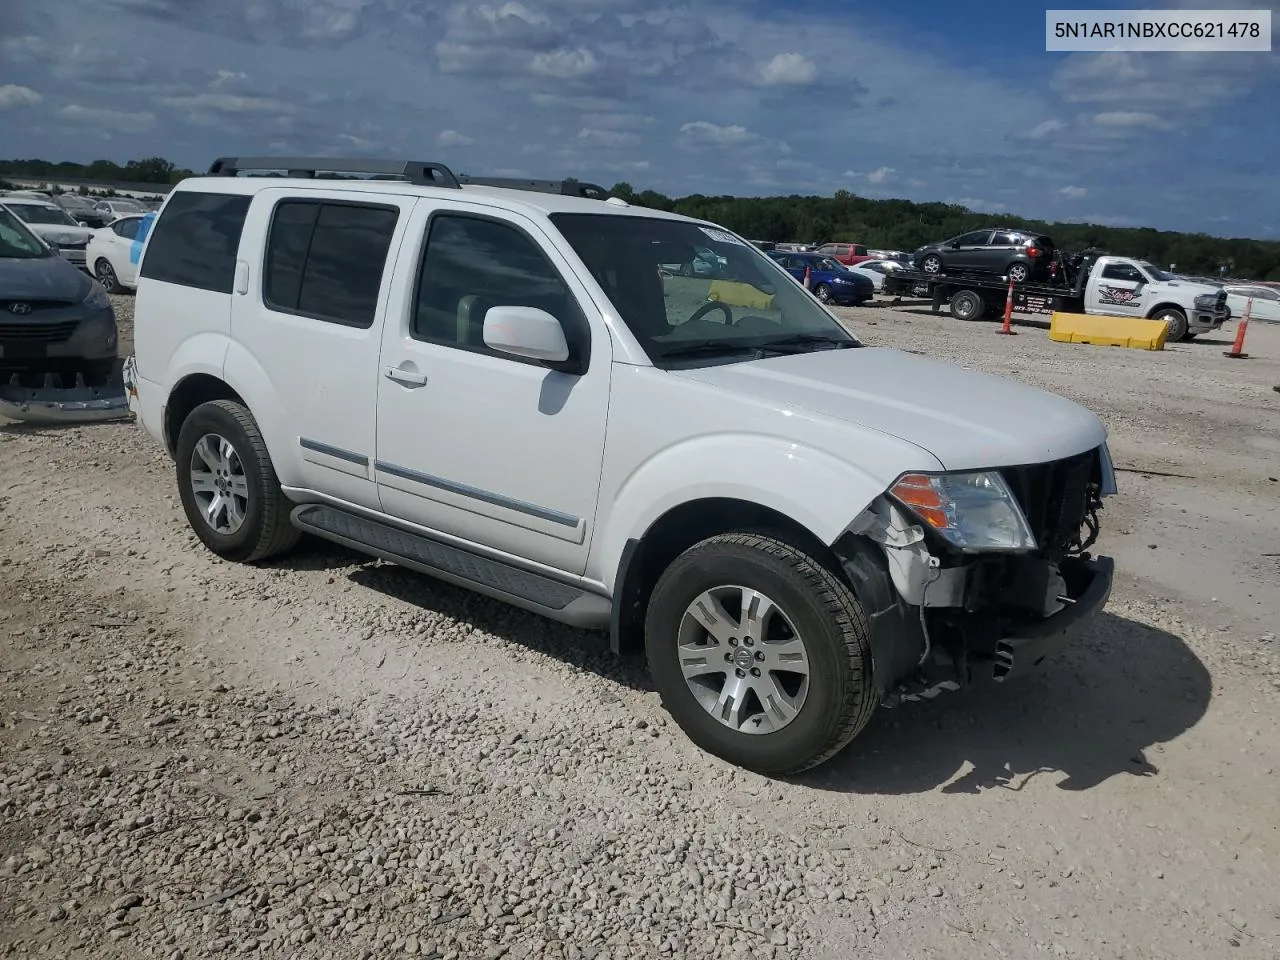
[2,294,1279,960]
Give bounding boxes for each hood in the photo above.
[0,254,93,301]
[25,223,93,245]
[670,346,1107,471]
[1156,278,1221,296]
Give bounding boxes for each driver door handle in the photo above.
[384,365,427,387]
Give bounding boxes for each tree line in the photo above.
[2,158,1275,279]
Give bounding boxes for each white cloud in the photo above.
[1026,119,1066,140]
[866,166,895,184]
[57,103,155,132]
[209,69,248,89]
[0,84,42,108]
[679,120,759,146]
[1094,111,1166,128]
[759,52,816,86]
[157,93,296,115]
[1059,185,1088,199]
[437,129,474,147]
[530,47,599,80]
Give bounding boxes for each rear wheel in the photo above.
[94,258,122,294]
[175,400,301,563]
[1007,262,1029,283]
[645,533,876,776]
[1152,306,1188,342]
[949,289,985,321]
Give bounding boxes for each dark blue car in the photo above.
[767,251,874,306]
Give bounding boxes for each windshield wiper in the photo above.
[758,334,859,354]
[657,340,765,361]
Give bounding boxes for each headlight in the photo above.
[83,283,111,310]
[1194,293,1219,307]
[889,470,1037,552]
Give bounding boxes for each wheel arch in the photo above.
[609,497,851,656]
[1145,301,1187,319]
[163,373,244,457]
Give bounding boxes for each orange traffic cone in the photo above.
[1224,297,1253,358]
[996,276,1017,335]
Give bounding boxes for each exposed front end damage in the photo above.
[0,370,130,423]
[835,445,1116,706]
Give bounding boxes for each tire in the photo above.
[645,532,876,776]
[94,258,122,294]
[920,254,943,276]
[949,289,984,322]
[174,399,301,563]
[1151,306,1188,342]
[1007,262,1029,283]
[814,283,832,304]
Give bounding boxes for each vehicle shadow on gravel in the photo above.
[341,559,656,694]
[803,611,1212,795]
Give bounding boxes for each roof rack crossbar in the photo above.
[206,157,461,189]
[455,175,610,199]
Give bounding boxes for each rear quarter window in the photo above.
[138,190,252,294]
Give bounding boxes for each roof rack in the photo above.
[455,175,611,199]
[206,157,461,189]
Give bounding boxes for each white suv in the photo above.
[123,157,1117,775]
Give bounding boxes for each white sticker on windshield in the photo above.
[698,226,745,246]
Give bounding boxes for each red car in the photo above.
[816,242,874,266]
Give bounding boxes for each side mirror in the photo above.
[77,220,89,227]
[482,305,570,364]
[949,241,962,249]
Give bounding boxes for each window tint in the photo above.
[138,191,251,293]
[413,214,581,360]
[853,245,868,256]
[990,232,1021,246]
[113,218,141,240]
[955,231,990,246]
[263,200,399,328]
[1101,263,1144,282]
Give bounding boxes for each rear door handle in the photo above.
[384,365,427,387]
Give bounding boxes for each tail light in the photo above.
[1026,245,1041,258]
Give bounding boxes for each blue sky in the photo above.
[2,0,1277,238]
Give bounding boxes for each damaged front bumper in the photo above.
[0,371,130,423]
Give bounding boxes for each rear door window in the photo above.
[138,190,251,293]
[263,199,400,328]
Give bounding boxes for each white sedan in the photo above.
[1222,284,1280,324]
[845,258,905,291]
[87,212,155,293]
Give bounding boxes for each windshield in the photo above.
[6,202,79,226]
[813,257,846,272]
[105,200,146,213]
[550,213,860,367]
[1138,260,1174,281]
[0,206,52,258]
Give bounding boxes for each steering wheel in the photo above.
[687,299,734,326]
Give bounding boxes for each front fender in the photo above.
[591,433,924,591]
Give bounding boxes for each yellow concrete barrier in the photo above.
[1048,311,1169,350]
[707,280,775,311]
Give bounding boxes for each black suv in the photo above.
[913,228,1056,283]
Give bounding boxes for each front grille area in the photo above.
[2,299,75,313]
[0,320,81,342]
[999,448,1098,561]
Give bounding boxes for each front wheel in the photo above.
[949,289,984,321]
[814,283,833,303]
[645,533,876,776]
[920,254,943,275]
[1151,306,1188,342]
[175,399,301,563]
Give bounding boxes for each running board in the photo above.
[289,504,611,630]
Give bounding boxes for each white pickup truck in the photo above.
[123,157,1119,776]
[888,251,1229,341]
